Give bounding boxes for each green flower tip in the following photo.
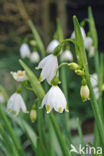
[46,105,50,113]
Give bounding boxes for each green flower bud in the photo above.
[30,110,37,123]
[68,62,79,70]
[75,69,85,76]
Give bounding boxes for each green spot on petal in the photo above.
[8,108,11,113]
[58,107,62,113]
[65,105,69,112]
[46,105,50,113]
[13,110,17,115]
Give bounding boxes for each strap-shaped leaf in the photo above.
[88,7,98,49]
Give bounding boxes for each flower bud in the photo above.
[68,62,79,70]
[75,70,85,76]
[80,85,90,102]
[30,110,37,122]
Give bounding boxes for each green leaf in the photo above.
[88,7,98,49]
[73,16,88,69]
[28,20,45,58]
[19,59,45,100]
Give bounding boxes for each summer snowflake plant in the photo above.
[1,6,104,156]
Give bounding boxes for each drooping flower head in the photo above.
[30,52,40,63]
[41,86,69,113]
[47,40,60,53]
[60,50,73,62]
[11,70,28,82]
[7,93,27,116]
[20,43,31,59]
[37,54,58,84]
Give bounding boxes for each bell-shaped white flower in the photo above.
[37,54,58,84]
[47,40,60,53]
[41,86,69,113]
[20,43,31,59]
[0,93,5,104]
[60,50,73,62]
[30,52,40,63]
[90,73,98,88]
[84,37,93,50]
[71,27,86,40]
[80,85,90,101]
[7,93,27,116]
[11,70,28,82]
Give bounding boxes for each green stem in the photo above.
[49,113,71,156]
[88,80,104,147]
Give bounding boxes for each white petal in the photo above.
[37,55,50,69]
[30,52,40,63]
[71,27,86,40]
[7,93,16,112]
[89,46,95,57]
[93,87,99,99]
[20,97,27,113]
[60,50,73,62]
[47,40,60,53]
[40,55,58,83]
[12,94,21,115]
[90,73,98,88]
[84,37,93,50]
[20,43,31,59]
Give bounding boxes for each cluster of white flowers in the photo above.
[20,43,40,63]
[37,51,69,113]
[47,40,73,62]
[90,73,99,99]
[71,27,94,57]
[0,93,5,104]
[7,70,28,115]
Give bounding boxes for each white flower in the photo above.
[41,86,69,113]
[11,70,28,82]
[20,43,31,59]
[80,85,90,101]
[71,27,86,40]
[0,93,5,104]
[7,93,27,116]
[47,40,60,53]
[90,73,98,88]
[37,54,58,84]
[30,52,40,63]
[84,37,93,50]
[90,73,99,99]
[60,50,73,62]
